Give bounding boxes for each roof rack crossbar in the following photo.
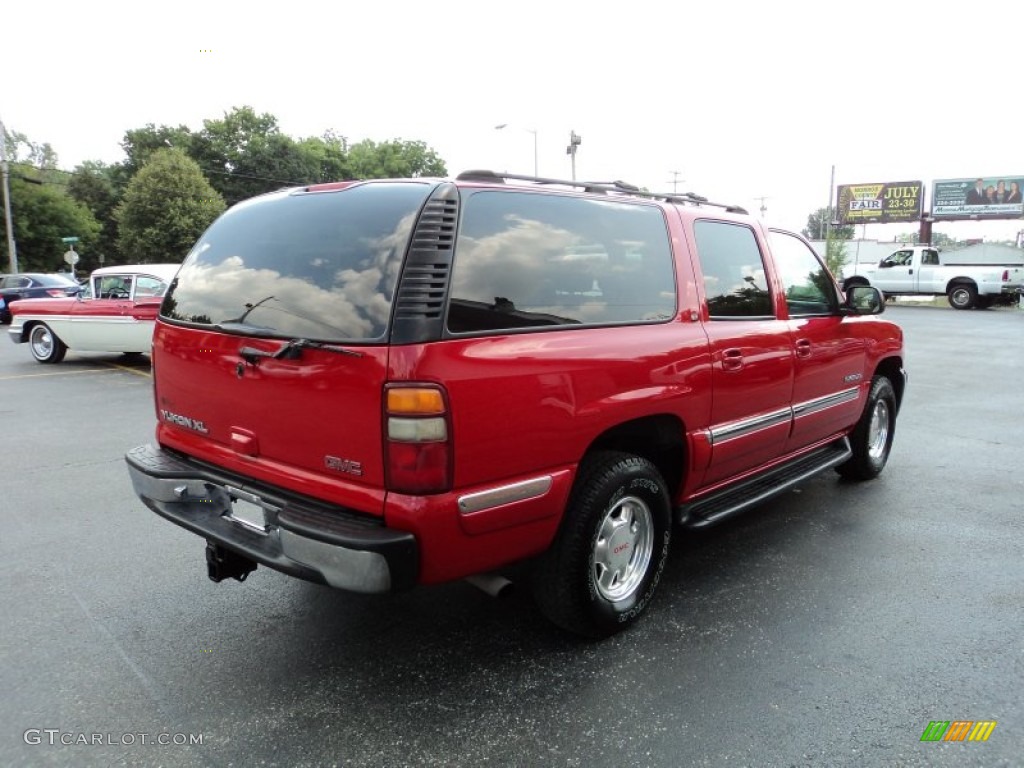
[455,170,747,213]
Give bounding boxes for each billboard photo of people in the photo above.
[932,176,1024,219]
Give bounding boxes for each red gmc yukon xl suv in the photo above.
[127,171,906,637]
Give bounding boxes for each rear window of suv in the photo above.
[162,182,432,342]
[447,191,676,333]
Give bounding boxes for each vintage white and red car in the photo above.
[7,264,180,363]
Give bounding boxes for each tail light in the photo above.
[1002,269,1009,281]
[384,384,452,494]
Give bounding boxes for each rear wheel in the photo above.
[837,376,896,480]
[532,451,672,638]
[28,323,67,364]
[947,283,977,310]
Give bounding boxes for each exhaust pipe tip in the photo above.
[465,572,514,599]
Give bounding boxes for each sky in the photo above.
[3,0,1023,243]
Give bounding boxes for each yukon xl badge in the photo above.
[161,409,210,434]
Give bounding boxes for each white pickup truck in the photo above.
[843,245,1024,309]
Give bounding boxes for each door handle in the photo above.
[795,339,812,358]
[722,348,743,371]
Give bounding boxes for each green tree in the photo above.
[347,139,447,178]
[0,126,100,272]
[296,133,350,183]
[802,208,854,241]
[3,178,101,272]
[66,161,124,269]
[115,148,225,264]
[824,230,848,279]
[121,123,195,177]
[190,106,314,204]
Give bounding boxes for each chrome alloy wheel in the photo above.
[29,325,55,360]
[592,495,653,602]
[867,398,891,461]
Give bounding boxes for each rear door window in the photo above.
[693,221,773,318]
[447,191,676,333]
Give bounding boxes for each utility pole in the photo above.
[0,117,18,273]
[566,131,582,181]
[668,171,684,193]
[825,164,836,241]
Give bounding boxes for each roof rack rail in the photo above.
[454,170,747,214]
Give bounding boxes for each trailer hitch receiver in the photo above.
[206,542,257,583]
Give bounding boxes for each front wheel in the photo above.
[28,323,67,364]
[837,376,896,480]
[947,283,977,310]
[532,451,672,638]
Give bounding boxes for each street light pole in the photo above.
[0,117,19,274]
[566,131,582,181]
[495,123,539,176]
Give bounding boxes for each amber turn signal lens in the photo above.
[387,387,445,415]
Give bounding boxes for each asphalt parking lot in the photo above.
[2,303,1022,768]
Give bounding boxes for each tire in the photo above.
[836,376,896,481]
[947,283,977,310]
[28,323,67,364]
[532,451,672,638]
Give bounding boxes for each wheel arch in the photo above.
[945,276,977,293]
[872,356,906,415]
[585,414,687,500]
[14,319,39,343]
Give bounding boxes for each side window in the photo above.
[447,191,676,333]
[693,220,772,318]
[97,275,132,299]
[768,231,839,316]
[882,250,912,267]
[135,276,167,298]
[921,249,939,266]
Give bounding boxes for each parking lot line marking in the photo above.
[0,364,149,380]
[105,362,152,378]
[0,370,121,382]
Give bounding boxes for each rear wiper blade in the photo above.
[238,338,364,366]
[272,338,364,359]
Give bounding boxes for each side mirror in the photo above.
[845,285,884,315]
[878,259,892,269]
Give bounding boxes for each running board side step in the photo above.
[677,438,852,529]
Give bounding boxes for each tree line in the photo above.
[1,106,447,273]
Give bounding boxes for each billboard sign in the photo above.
[836,181,923,225]
[932,176,1024,219]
